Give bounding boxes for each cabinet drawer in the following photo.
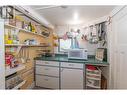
[36,66,59,77]
[35,75,59,89]
[36,60,59,67]
[61,62,83,69]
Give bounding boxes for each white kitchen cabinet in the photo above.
[60,62,84,89]
[35,61,59,89]
[110,6,127,89]
[35,61,84,89]
[61,68,83,89]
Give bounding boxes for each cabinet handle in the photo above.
[45,62,49,64]
[44,68,49,70]
[69,64,74,66]
[121,51,125,54]
[44,79,48,81]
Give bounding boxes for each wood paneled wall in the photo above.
[18,29,54,89]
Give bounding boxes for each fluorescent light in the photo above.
[67,12,84,25]
[68,20,82,25]
[68,12,82,25]
[74,12,78,20]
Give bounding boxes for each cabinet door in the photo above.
[111,6,127,89]
[61,68,83,89]
[36,75,59,89]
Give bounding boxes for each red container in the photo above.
[5,53,14,66]
[86,65,97,70]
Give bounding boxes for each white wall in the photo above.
[0,19,5,89]
[54,15,108,55]
[54,25,98,55]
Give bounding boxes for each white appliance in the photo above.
[68,49,88,60]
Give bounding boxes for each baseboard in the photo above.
[26,82,35,89]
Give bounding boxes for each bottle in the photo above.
[5,29,8,44]
[32,25,36,33]
[7,29,13,44]
[28,22,32,31]
[12,29,18,44]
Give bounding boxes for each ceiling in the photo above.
[30,5,115,26]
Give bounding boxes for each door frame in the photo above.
[108,5,126,89]
[0,19,5,89]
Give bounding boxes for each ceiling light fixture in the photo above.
[74,12,78,20]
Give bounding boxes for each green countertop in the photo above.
[34,54,109,66]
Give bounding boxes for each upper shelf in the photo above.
[5,44,50,47]
[5,64,25,77]
[4,24,46,38]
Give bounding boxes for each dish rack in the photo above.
[86,66,101,89]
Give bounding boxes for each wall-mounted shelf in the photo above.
[86,84,100,89]
[5,44,49,47]
[4,24,46,38]
[5,44,24,47]
[5,64,26,77]
[12,80,26,89]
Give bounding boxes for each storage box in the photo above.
[35,25,42,34]
[95,48,107,61]
[15,16,24,29]
[86,65,101,89]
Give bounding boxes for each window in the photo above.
[58,38,72,52]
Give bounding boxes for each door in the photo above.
[61,68,83,89]
[111,6,127,89]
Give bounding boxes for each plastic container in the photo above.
[86,65,101,89]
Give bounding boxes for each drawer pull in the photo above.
[44,68,49,70]
[121,51,125,54]
[68,64,74,66]
[45,62,49,64]
[44,79,49,81]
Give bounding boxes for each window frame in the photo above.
[58,37,73,53]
